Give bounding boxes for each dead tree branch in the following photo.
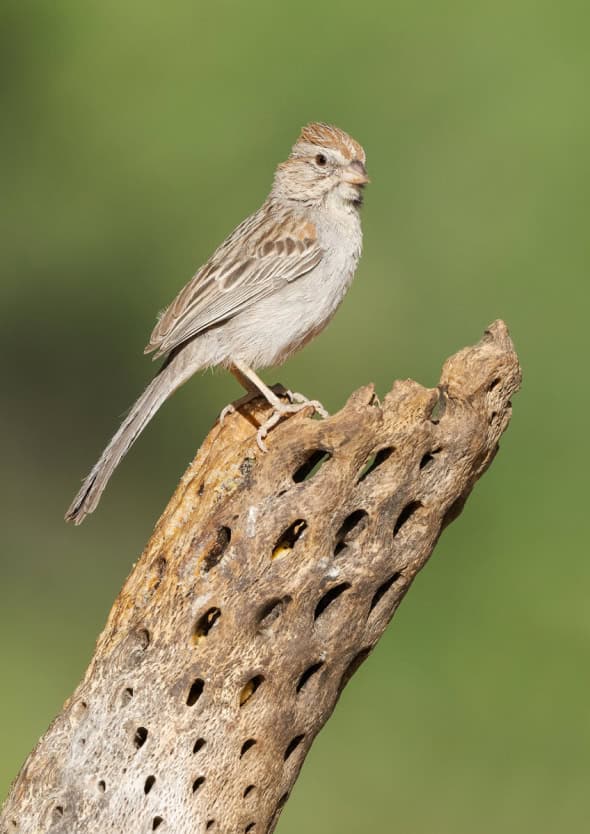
[0,321,521,834]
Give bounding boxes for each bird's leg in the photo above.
[219,364,275,425]
[231,361,287,409]
[226,359,328,451]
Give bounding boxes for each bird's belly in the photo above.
[219,256,357,369]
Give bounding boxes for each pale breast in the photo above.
[216,203,363,369]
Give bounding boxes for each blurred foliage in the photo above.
[1,1,589,831]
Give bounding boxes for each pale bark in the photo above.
[0,321,521,834]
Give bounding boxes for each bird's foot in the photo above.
[256,397,329,452]
[219,384,328,451]
[284,390,330,417]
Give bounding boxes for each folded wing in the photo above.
[145,207,323,358]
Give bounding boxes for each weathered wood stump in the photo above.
[0,321,521,834]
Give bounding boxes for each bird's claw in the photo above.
[284,390,330,418]
[255,397,329,452]
[219,402,236,425]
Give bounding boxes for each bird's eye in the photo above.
[315,153,328,167]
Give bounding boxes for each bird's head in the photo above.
[272,122,369,207]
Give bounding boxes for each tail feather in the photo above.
[65,357,188,525]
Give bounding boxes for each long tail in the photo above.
[65,349,198,525]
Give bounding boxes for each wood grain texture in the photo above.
[0,321,521,834]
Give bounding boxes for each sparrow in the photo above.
[66,122,368,524]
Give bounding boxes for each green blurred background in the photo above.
[1,1,588,830]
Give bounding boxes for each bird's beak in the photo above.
[342,159,370,186]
